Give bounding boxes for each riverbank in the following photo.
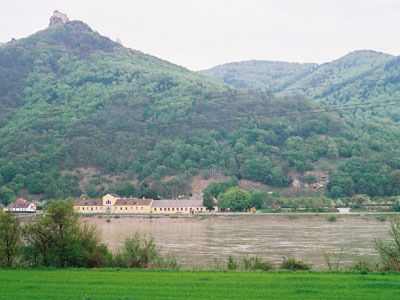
[1,269,399,299]
[78,212,400,223]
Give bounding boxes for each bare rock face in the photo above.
[49,10,69,26]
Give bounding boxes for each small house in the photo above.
[3,198,36,213]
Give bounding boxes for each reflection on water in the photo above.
[90,216,389,269]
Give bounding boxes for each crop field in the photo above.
[1,269,400,300]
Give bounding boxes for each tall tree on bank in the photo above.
[0,211,22,267]
[203,190,214,210]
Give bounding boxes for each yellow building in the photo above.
[114,198,152,214]
[74,194,218,214]
[74,194,152,214]
[74,199,103,214]
[151,199,218,214]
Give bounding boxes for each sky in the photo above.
[1,0,400,71]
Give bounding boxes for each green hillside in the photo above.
[1,18,400,203]
[199,60,317,91]
[200,50,400,121]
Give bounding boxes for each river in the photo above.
[89,215,390,269]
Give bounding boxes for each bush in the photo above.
[348,258,378,272]
[327,214,337,222]
[375,217,400,271]
[227,256,238,270]
[303,174,317,184]
[281,257,311,271]
[322,248,344,271]
[114,232,159,268]
[242,256,272,271]
[376,215,387,222]
[156,254,180,270]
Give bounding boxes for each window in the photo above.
[168,208,170,211]
[172,208,174,211]
[200,208,203,211]
[154,208,157,211]
[106,200,111,205]
[185,208,188,211]
[120,207,122,211]
[82,207,85,211]
[78,207,80,211]
[141,207,143,211]
[126,207,127,210]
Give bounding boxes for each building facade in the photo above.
[74,194,153,214]
[74,194,218,214]
[3,198,36,213]
[151,199,218,214]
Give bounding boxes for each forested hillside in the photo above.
[1,18,400,204]
[199,61,317,92]
[200,51,400,121]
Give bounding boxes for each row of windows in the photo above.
[78,206,145,212]
[78,206,208,213]
[115,206,144,211]
[79,206,101,212]
[153,207,205,212]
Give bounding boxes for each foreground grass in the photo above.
[1,269,400,300]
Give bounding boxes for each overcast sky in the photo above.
[1,0,399,70]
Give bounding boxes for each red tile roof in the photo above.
[114,198,152,206]
[9,198,35,209]
[74,199,102,206]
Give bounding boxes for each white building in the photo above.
[3,198,36,213]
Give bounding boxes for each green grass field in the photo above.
[1,269,400,300]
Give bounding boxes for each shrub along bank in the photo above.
[0,200,178,269]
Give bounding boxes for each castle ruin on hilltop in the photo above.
[49,10,69,26]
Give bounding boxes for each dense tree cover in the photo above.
[199,60,317,92]
[218,188,251,212]
[200,50,400,122]
[1,21,400,201]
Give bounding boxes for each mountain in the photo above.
[199,50,400,121]
[1,13,400,203]
[199,60,317,92]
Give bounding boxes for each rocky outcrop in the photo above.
[49,10,69,26]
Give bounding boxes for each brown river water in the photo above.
[88,215,390,269]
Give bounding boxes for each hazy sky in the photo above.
[1,0,399,70]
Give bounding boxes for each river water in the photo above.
[90,216,390,269]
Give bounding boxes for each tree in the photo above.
[115,182,137,198]
[327,141,339,159]
[240,157,272,184]
[114,232,159,268]
[202,190,214,210]
[205,180,235,199]
[375,217,400,271]
[0,211,22,267]
[85,183,98,198]
[250,190,265,209]
[0,188,15,206]
[218,188,251,212]
[23,200,103,267]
